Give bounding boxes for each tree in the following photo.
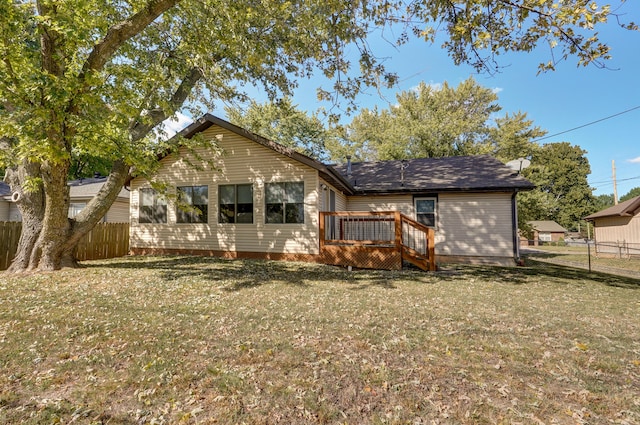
[520,142,595,230]
[346,78,501,160]
[1,1,635,272]
[620,187,640,202]
[225,99,339,162]
[594,193,615,211]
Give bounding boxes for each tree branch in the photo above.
[129,66,204,141]
[80,0,180,77]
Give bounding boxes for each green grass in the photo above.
[526,245,640,274]
[1,256,639,424]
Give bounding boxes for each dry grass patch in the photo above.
[1,256,639,424]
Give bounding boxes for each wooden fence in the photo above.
[0,222,129,270]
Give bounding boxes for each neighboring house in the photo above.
[0,177,130,223]
[129,114,534,270]
[525,220,567,245]
[585,195,640,257]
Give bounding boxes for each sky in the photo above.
[165,3,640,199]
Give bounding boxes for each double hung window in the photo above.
[414,197,437,228]
[139,188,167,223]
[265,182,304,224]
[177,185,209,223]
[219,184,253,224]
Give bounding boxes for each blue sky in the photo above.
[167,4,640,198]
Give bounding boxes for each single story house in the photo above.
[129,114,534,270]
[524,220,567,245]
[0,176,130,223]
[585,195,640,257]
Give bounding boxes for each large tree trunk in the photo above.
[4,163,46,273]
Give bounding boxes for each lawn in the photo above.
[1,256,639,424]
[524,245,640,277]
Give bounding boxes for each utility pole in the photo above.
[612,160,619,205]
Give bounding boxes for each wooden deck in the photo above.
[319,211,436,271]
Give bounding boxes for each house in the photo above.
[0,176,130,223]
[585,195,640,257]
[129,114,534,270]
[524,220,567,245]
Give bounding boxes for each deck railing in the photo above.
[319,211,435,271]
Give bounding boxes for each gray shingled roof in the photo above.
[0,179,129,200]
[68,177,129,199]
[585,195,640,220]
[527,220,567,233]
[332,155,535,194]
[0,181,11,197]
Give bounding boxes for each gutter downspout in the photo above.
[511,190,520,262]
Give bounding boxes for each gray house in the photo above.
[0,177,130,223]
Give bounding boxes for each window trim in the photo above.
[265,181,305,224]
[218,183,254,224]
[414,196,437,229]
[176,185,209,224]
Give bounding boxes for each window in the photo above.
[539,232,552,242]
[265,182,304,224]
[414,197,437,228]
[68,202,86,218]
[219,184,253,224]
[177,185,208,223]
[139,188,167,223]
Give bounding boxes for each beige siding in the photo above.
[438,193,514,257]
[318,179,348,212]
[593,214,640,245]
[0,200,8,221]
[105,199,131,223]
[130,126,319,254]
[347,194,414,215]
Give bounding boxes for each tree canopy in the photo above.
[225,99,340,162]
[1,0,636,272]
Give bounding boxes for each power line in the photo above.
[534,105,640,142]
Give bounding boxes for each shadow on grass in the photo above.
[436,259,640,289]
[87,255,404,291]
[87,254,640,290]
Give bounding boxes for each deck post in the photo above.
[319,211,326,250]
[428,227,436,271]
[394,211,402,269]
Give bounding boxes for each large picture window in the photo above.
[139,188,167,223]
[219,184,253,224]
[177,185,208,223]
[265,182,304,224]
[414,197,437,228]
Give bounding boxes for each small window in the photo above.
[415,197,437,228]
[265,182,304,224]
[68,202,86,218]
[219,184,253,224]
[139,188,167,223]
[177,185,208,223]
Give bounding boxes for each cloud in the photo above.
[492,87,503,94]
[628,156,640,163]
[162,112,193,137]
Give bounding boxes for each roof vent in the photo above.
[400,159,408,186]
[346,155,352,177]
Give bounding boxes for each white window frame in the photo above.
[414,197,437,228]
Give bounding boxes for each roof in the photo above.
[527,220,567,233]
[0,178,129,201]
[68,177,130,200]
[332,155,535,194]
[585,195,640,220]
[0,181,11,197]
[171,114,355,195]
[152,114,535,195]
